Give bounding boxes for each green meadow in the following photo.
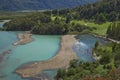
[71,20,111,36]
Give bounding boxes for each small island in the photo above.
[13,31,33,45]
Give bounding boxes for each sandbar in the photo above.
[15,35,78,78]
[13,31,33,45]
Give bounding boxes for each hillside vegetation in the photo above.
[50,0,120,22]
[56,43,120,80]
[2,0,120,36]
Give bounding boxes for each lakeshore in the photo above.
[92,34,120,44]
[13,31,34,45]
[15,35,78,78]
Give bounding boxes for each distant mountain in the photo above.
[0,0,98,11]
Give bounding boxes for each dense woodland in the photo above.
[50,0,120,23]
[3,13,93,34]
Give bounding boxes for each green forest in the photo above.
[48,0,120,23]
[3,13,94,35]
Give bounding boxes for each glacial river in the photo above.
[0,21,107,80]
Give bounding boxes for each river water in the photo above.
[72,34,107,62]
[0,20,10,28]
[0,21,107,80]
[0,32,60,80]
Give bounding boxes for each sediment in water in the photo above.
[15,35,78,78]
[13,31,33,45]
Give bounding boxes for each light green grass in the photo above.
[71,20,111,36]
[51,16,65,21]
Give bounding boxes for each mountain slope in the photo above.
[0,0,98,11]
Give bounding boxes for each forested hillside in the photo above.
[50,0,120,23]
[3,0,120,35]
[0,0,98,11]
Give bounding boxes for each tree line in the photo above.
[107,22,120,40]
[46,0,120,23]
[3,13,93,35]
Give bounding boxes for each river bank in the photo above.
[92,34,120,44]
[13,31,34,45]
[15,35,78,78]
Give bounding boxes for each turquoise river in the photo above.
[0,20,107,80]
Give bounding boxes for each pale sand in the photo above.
[13,31,33,45]
[15,35,78,78]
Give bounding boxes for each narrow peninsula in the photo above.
[15,35,78,78]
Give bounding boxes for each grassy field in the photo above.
[71,20,111,36]
[51,15,111,36]
[51,16,65,21]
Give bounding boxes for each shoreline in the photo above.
[15,35,78,78]
[92,34,120,44]
[13,31,34,45]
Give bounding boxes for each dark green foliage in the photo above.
[3,17,35,31]
[56,60,102,80]
[96,43,120,68]
[39,15,52,23]
[70,59,78,68]
[3,13,57,33]
[99,54,111,65]
[31,22,67,35]
[52,0,120,23]
[112,43,117,52]
[56,69,66,78]
[65,14,72,24]
[112,43,120,68]
[71,23,93,33]
[3,12,93,34]
[106,22,120,40]
[94,41,99,49]
[96,13,107,23]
